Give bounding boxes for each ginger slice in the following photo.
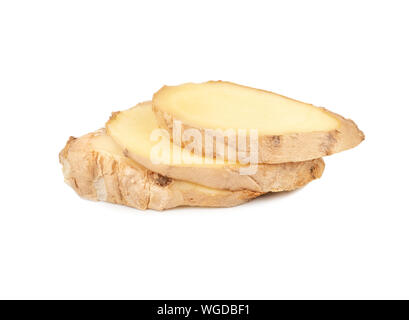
[59,130,261,210]
[106,102,325,192]
[152,81,364,163]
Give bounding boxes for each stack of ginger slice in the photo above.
[60,81,364,210]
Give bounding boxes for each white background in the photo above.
[0,0,408,299]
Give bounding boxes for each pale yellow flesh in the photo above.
[90,132,125,155]
[106,102,232,168]
[153,82,340,134]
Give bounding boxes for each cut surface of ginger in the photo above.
[153,81,340,135]
[107,101,230,168]
[90,132,242,195]
[85,132,240,196]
